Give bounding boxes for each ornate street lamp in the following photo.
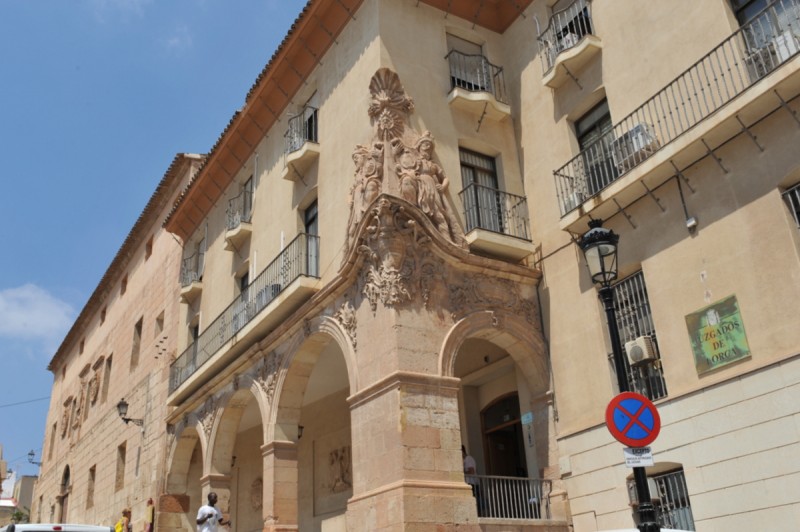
[578,218,660,532]
[116,398,144,428]
[27,450,42,466]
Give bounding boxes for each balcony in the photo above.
[469,475,552,521]
[281,106,319,181]
[169,233,320,399]
[538,0,601,89]
[554,0,800,231]
[224,189,253,251]
[446,50,510,120]
[179,253,204,302]
[460,183,534,261]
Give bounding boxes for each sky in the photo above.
[0,0,304,481]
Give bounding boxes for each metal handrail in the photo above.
[180,252,204,288]
[538,0,594,73]
[445,50,508,104]
[226,189,253,230]
[467,475,552,520]
[458,183,531,241]
[284,105,318,155]
[554,0,800,216]
[169,233,320,393]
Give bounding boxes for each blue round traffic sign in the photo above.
[605,392,661,447]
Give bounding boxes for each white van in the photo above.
[0,525,113,532]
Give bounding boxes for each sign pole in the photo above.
[600,286,660,532]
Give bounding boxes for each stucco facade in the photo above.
[35,0,800,531]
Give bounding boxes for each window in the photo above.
[120,274,128,296]
[731,0,769,25]
[86,466,96,508]
[460,149,503,233]
[155,310,165,336]
[446,34,489,92]
[783,182,800,227]
[102,356,112,403]
[612,271,668,400]
[79,339,85,355]
[131,317,143,369]
[100,307,107,325]
[243,176,254,222]
[49,423,56,459]
[145,235,153,260]
[576,100,617,195]
[115,442,126,491]
[304,200,319,277]
[630,467,695,530]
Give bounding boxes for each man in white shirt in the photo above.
[196,492,230,532]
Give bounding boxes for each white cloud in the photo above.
[0,284,75,345]
[163,24,193,54]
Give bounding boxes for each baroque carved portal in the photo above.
[346,69,467,253]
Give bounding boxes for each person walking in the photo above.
[196,492,230,532]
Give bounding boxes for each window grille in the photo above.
[653,469,695,530]
[783,182,800,228]
[612,271,668,400]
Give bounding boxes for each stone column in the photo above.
[345,371,480,531]
[261,440,299,532]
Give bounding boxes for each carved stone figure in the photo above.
[256,351,281,405]
[334,301,357,349]
[344,69,467,259]
[250,477,263,510]
[329,445,352,493]
[88,373,100,404]
[198,396,217,441]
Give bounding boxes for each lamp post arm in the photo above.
[598,286,630,393]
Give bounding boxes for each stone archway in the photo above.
[263,319,354,532]
[160,425,203,532]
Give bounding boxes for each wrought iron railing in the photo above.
[555,0,800,216]
[467,475,551,520]
[285,106,318,155]
[613,271,668,401]
[538,0,594,73]
[170,234,320,393]
[459,183,531,241]
[446,50,508,104]
[226,189,253,231]
[180,252,204,288]
[783,182,800,227]
[653,469,695,530]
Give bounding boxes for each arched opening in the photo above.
[271,329,352,531]
[163,426,202,532]
[58,465,71,522]
[209,389,264,532]
[449,316,551,521]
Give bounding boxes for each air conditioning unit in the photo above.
[625,335,657,366]
[611,123,660,172]
[627,477,661,506]
[562,190,584,213]
[559,32,579,51]
[774,31,799,62]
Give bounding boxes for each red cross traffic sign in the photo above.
[605,391,661,448]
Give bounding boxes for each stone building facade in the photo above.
[36,0,800,531]
[31,155,202,529]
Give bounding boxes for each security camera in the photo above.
[685,216,698,232]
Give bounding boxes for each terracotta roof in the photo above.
[47,153,204,372]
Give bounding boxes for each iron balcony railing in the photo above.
[467,475,551,520]
[446,50,508,104]
[538,0,594,73]
[226,189,253,231]
[285,105,318,155]
[180,251,204,288]
[555,0,800,216]
[169,233,320,393]
[653,470,695,530]
[459,183,531,241]
[783,182,800,227]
